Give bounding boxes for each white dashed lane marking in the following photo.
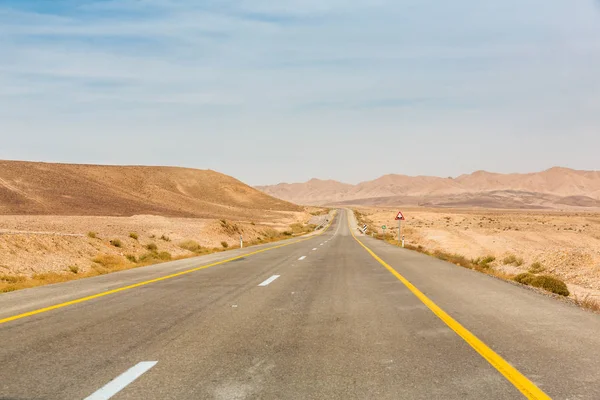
[258,275,281,287]
[84,362,157,400]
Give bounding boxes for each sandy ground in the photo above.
[0,210,314,276]
[354,207,600,300]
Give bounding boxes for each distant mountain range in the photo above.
[256,167,600,209]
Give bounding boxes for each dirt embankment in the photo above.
[354,207,600,300]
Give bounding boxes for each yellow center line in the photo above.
[347,211,551,400]
[0,213,336,326]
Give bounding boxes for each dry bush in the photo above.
[529,262,545,273]
[514,272,536,285]
[93,254,126,269]
[514,273,569,296]
[87,231,98,239]
[129,232,139,240]
[530,275,570,296]
[220,220,241,235]
[160,234,171,242]
[574,295,600,313]
[68,265,79,274]
[179,240,208,253]
[503,254,524,266]
[289,222,315,235]
[145,243,158,251]
[221,241,229,248]
[110,239,123,248]
[474,255,496,268]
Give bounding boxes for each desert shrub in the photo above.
[261,228,280,239]
[125,254,137,263]
[0,274,26,284]
[282,231,293,236]
[433,250,473,269]
[87,231,98,239]
[221,241,229,248]
[68,265,79,274]
[574,295,600,312]
[145,243,158,251]
[129,232,139,240]
[160,234,171,242]
[220,220,241,235]
[179,240,202,253]
[158,251,172,261]
[529,275,570,296]
[138,252,155,263]
[529,262,545,273]
[503,254,516,264]
[110,239,123,248]
[514,273,569,296]
[32,272,66,282]
[514,272,536,285]
[474,255,496,268]
[93,254,125,268]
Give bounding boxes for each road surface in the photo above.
[1,210,599,399]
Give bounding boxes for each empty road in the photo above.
[1,210,599,399]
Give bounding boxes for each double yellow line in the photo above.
[348,211,551,400]
[0,214,335,326]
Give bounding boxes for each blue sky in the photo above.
[1,0,599,185]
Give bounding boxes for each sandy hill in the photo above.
[258,167,600,209]
[0,160,301,218]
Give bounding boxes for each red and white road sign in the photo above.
[395,211,405,221]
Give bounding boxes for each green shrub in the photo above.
[68,265,79,274]
[514,272,535,285]
[529,262,545,273]
[514,273,569,296]
[129,232,139,240]
[145,243,158,251]
[529,275,570,296]
[110,239,123,248]
[87,231,97,239]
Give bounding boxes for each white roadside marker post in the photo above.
[240,234,243,249]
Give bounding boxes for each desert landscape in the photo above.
[259,169,600,305]
[353,206,600,302]
[0,161,328,292]
[258,167,600,209]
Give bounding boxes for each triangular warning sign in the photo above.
[395,211,405,221]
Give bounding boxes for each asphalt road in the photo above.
[1,210,600,399]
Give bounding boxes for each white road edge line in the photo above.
[258,275,280,286]
[84,361,157,400]
[298,256,306,260]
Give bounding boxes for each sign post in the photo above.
[395,211,406,247]
[382,225,387,238]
